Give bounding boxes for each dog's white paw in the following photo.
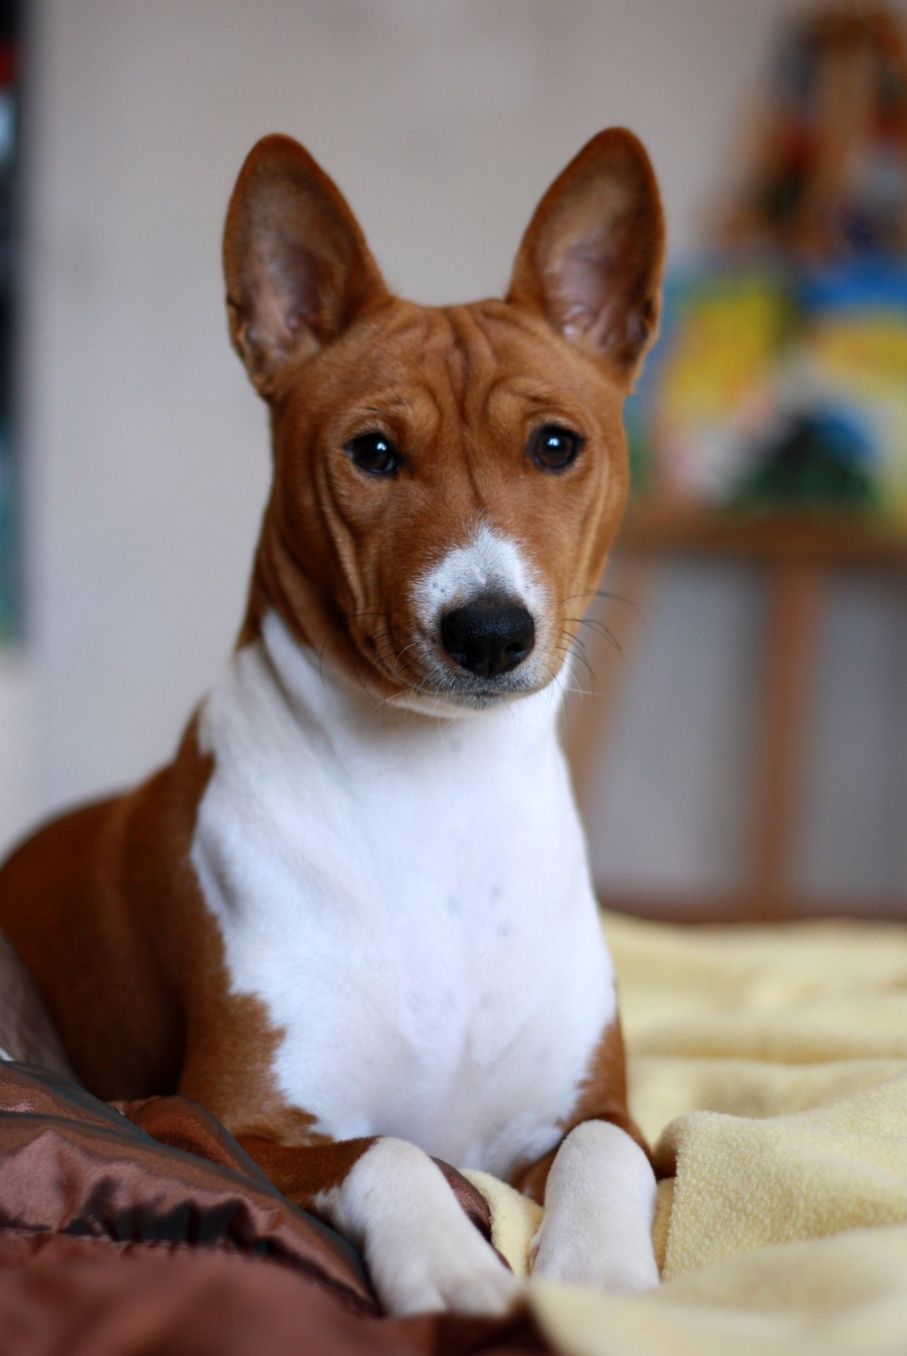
[317,1137,521,1316]
[531,1226,659,1293]
[368,1215,521,1316]
[528,1120,660,1294]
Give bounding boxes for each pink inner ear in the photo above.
[553,222,657,369]
[556,235,616,337]
[224,135,390,394]
[263,238,336,349]
[509,130,664,379]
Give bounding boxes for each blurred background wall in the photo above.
[0,0,904,911]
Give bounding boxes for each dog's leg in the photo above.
[527,1119,659,1291]
[241,1134,520,1317]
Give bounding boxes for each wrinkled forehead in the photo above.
[296,298,624,437]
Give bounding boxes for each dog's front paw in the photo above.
[530,1224,659,1293]
[528,1120,660,1293]
[319,1136,522,1317]
[368,1219,522,1316]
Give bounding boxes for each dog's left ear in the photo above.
[508,129,665,386]
[223,134,389,397]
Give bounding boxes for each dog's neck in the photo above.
[200,606,568,819]
[248,608,565,767]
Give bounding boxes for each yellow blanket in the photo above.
[467,911,907,1356]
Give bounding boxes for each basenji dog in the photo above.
[0,129,664,1316]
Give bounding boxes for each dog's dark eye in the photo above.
[528,424,584,472]
[346,432,401,476]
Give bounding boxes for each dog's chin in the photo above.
[384,662,556,718]
[350,633,562,717]
[396,687,521,715]
[387,685,533,718]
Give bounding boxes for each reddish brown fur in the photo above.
[0,129,664,1219]
[240,299,631,692]
[512,1019,647,1204]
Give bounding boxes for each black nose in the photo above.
[440,597,536,678]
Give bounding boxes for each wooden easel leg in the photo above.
[748,564,824,920]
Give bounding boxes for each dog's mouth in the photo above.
[399,667,543,712]
[386,664,547,715]
[355,596,556,712]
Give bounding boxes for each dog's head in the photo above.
[224,131,663,711]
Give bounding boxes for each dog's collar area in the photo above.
[254,607,560,741]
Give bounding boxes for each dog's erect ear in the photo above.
[223,135,389,396]
[508,129,665,385]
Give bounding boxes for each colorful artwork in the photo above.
[632,7,907,527]
[718,7,907,262]
[630,260,907,524]
[629,267,797,503]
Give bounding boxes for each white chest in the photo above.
[191,614,616,1176]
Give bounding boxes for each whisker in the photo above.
[569,648,596,688]
[552,636,593,682]
[563,616,631,674]
[558,588,641,613]
[564,616,606,638]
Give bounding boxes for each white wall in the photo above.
[0,650,36,845]
[2,0,905,905]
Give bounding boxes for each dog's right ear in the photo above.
[223,135,389,397]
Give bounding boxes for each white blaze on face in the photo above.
[411,522,547,637]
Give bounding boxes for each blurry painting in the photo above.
[0,0,17,642]
[630,4,907,526]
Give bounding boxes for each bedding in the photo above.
[1,912,906,1354]
[473,913,907,1356]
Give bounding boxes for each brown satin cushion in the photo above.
[0,1060,371,1303]
[0,1234,549,1356]
[0,1061,549,1355]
